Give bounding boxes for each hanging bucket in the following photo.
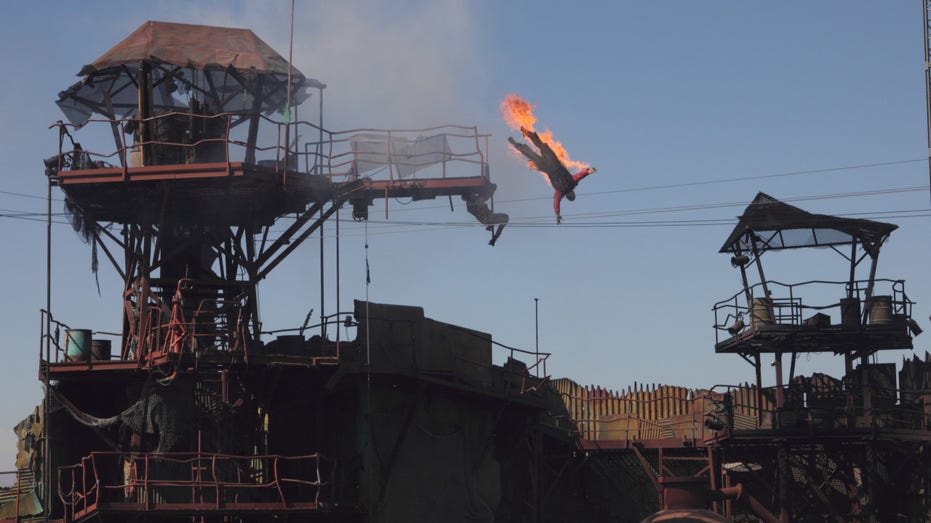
[91,339,112,361]
[750,298,774,328]
[64,329,92,362]
[868,296,893,324]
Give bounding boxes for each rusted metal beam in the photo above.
[256,181,363,280]
[712,484,783,523]
[93,228,125,281]
[577,438,704,451]
[254,201,323,268]
[355,176,494,201]
[56,162,249,185]
[631,446,661,498]
[794,463,845,523]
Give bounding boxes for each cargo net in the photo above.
[52,378,232,454]
[63,197,99,278]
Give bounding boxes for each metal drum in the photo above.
[868,295,893,324]
[64,329,92,362]
[840,297,860,328]
[91,339,112,361]
[750,298,774,328]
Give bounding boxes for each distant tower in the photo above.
[710,193,925,521]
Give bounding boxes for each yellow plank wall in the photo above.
[550,379,772,441]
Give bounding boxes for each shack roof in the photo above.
[78,21,304,77]
[719,192,897,254]
[56,21,321,124]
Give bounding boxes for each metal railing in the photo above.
[0,469,31,521]
[47,114,490,184]
[300,124,490,184]
[39,289,248,367]
[704,383,931,434]
[48,112,238,177]
[57,451,331,521]
[39,309,120,366]
[712,279,912,344]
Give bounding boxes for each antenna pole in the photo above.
[924,0,931,204]
[534,298,539,377]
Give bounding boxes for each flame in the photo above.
[499,94,589,177]
[500,94,537,132]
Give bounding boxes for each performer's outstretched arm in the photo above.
[553,191,563,223]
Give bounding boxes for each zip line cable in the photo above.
[16,183,918,235]
[248,183,931,239]
[248,210,931,242]
[6,172,929,239]
[364,157,930,213]
[0,189,55,201]
[504,158,928,204]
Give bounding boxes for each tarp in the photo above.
[56,21,319,125]
[719,192,897,255]
[370,391,496,523]
[350,133,452,178]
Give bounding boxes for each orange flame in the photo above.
[500,93,590,176]
[500,94,537,132]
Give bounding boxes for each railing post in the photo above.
[13,469,20,523]
[144,454,150,511]
[225,114,233,177]
[213,454,220,510]
[273,456,286,507]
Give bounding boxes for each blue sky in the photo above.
[0,1,929,471]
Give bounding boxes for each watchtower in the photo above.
[33,21,538,523]
[44,21,503,372]
[709,192,927,520]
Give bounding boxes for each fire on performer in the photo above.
[501,94,596,224]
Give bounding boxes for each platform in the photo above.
[714,320,913,355]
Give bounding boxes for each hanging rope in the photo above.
[364,217,374,522]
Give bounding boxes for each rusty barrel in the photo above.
[91,339,112,361]
[868,295,893,324]
[64,329,92,362]
[840,297,861,327]
[749,298,773,328]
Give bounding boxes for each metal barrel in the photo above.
[868,295,893,324]
[840,297,861,327]
[64,329,92,362]
[91,339,112,361]
[750,298,773,328]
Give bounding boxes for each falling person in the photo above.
[508,127,596,223]
[463,192,508,246]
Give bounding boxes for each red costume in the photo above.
[552,167,595,223]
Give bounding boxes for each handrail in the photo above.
[48,116,491,188]
[712,278,910,311]
[0,469,28,520]
[712,278,913,344]
[57,451,332,520]
[703,382,930,432]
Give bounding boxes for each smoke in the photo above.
[171,0,483,130]
[138,2,543,198]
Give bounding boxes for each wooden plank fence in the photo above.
[550,378,773,441]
